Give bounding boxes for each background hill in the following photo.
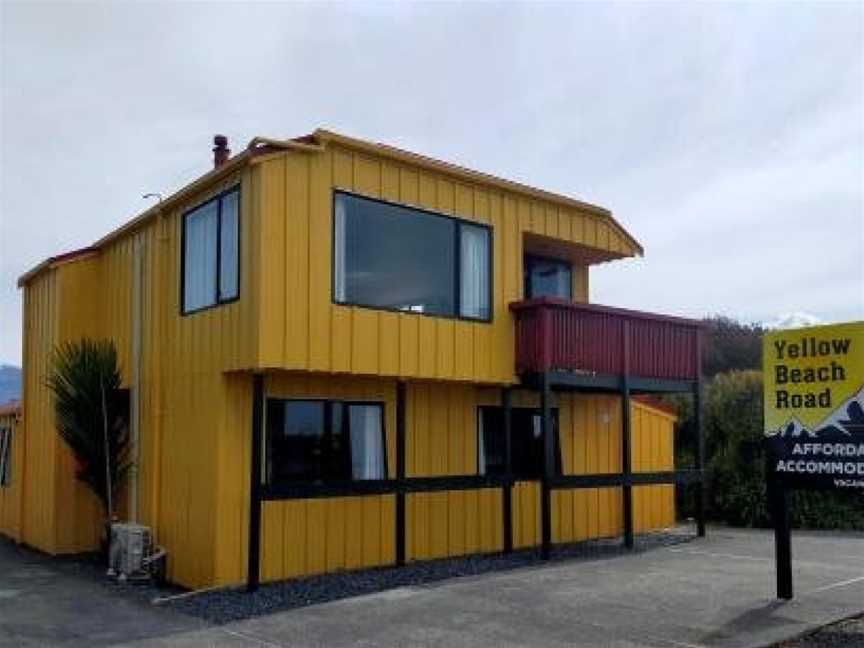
[0,365,22,404]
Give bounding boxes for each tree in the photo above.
[701,316,764,377]
[676,369,864,529]
[46,339,131,519]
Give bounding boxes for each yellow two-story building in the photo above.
[12,130,705,589]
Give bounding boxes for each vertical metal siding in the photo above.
[255,374,397,582]
[0,412,23,540]
[255,145,635,383]
[18,168,259,588]
[20,269,61,552]
[17,147,665,589]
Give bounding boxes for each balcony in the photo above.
[509,298,703,391]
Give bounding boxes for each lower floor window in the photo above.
[478,407,560,479]
[266,399,386,484]
[0,426,11,487]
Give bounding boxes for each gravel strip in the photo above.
[3,528,696,626]
[166,530,695,624]
[775,615,864,647]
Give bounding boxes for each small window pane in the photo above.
[478,408,505,475]
[478,407,559,479]
[267,400,326,483]
[525,255,572,300]
[0,428,10,487]
[348,404,384,480]
[183,201,218,312]
[219,190,239,301]
[265,399,386,485]
[460,224,490,320]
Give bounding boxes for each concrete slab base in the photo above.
[2,528,862,647]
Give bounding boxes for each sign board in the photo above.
[763,321,864,491]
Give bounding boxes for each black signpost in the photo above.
[766,453,794,600]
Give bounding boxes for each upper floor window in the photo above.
[0,424,12,487]
[524,254,571,300]
[266,399,386,484]
[478,406,560,479]
[333,191,491,321]
[182,188,239,314]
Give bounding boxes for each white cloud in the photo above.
[1,2,862,364]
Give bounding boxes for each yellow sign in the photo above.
[763,321,864,436]
[764,321,864,491]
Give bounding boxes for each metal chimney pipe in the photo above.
[213,135,230,168]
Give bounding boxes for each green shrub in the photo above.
[674,370,864,530]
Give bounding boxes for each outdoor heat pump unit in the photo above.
[108,523,164,581]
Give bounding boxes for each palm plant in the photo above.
[47,338,131,519]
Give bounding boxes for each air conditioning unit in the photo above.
[108,523,152,579]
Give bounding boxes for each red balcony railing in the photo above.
[510,298,703,381]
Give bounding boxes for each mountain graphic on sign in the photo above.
[767,416,814,438]
[814,384,864,437]
[768,384,864,439]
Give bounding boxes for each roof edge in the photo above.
[20,128,644,287]
[312,129,644,257]
[17,247,101,287]
[0,400,21,418]
[633,395,679,420]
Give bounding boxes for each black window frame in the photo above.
[331,189,494,323]
[265,397,388,485]
[0,425,10,487]
[180,185,241,316]
[476,405,561,479]
[523,254,572,300]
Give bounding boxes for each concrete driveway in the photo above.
[0,539,205,646]
[3,528,863,647]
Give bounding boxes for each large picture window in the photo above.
[333,191,491,321]
[0,424,12,487]
[182,187,240,314]
[477,406,560,479]
[266,399,386,484]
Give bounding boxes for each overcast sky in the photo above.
[1,2,862,366]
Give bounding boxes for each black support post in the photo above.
[502,387,513,554]
[621,321,634,550]
[621,375,634,550]
[540,371,553,560]
[395,381,407,566]
[694,379,707,538]
[246,373,264,592]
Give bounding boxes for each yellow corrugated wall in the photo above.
[121,167,259,588]
[252,145,637,383]
[0,411,23,540]
[17,146,671,589]
[405,384,503,560]
[17,166,261,588]
[552,394,625,544]
[20,267,62,552]
[254,374,397,583]
[53,257,106,552]
[632,403,677,532]
[252,380,676,584]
